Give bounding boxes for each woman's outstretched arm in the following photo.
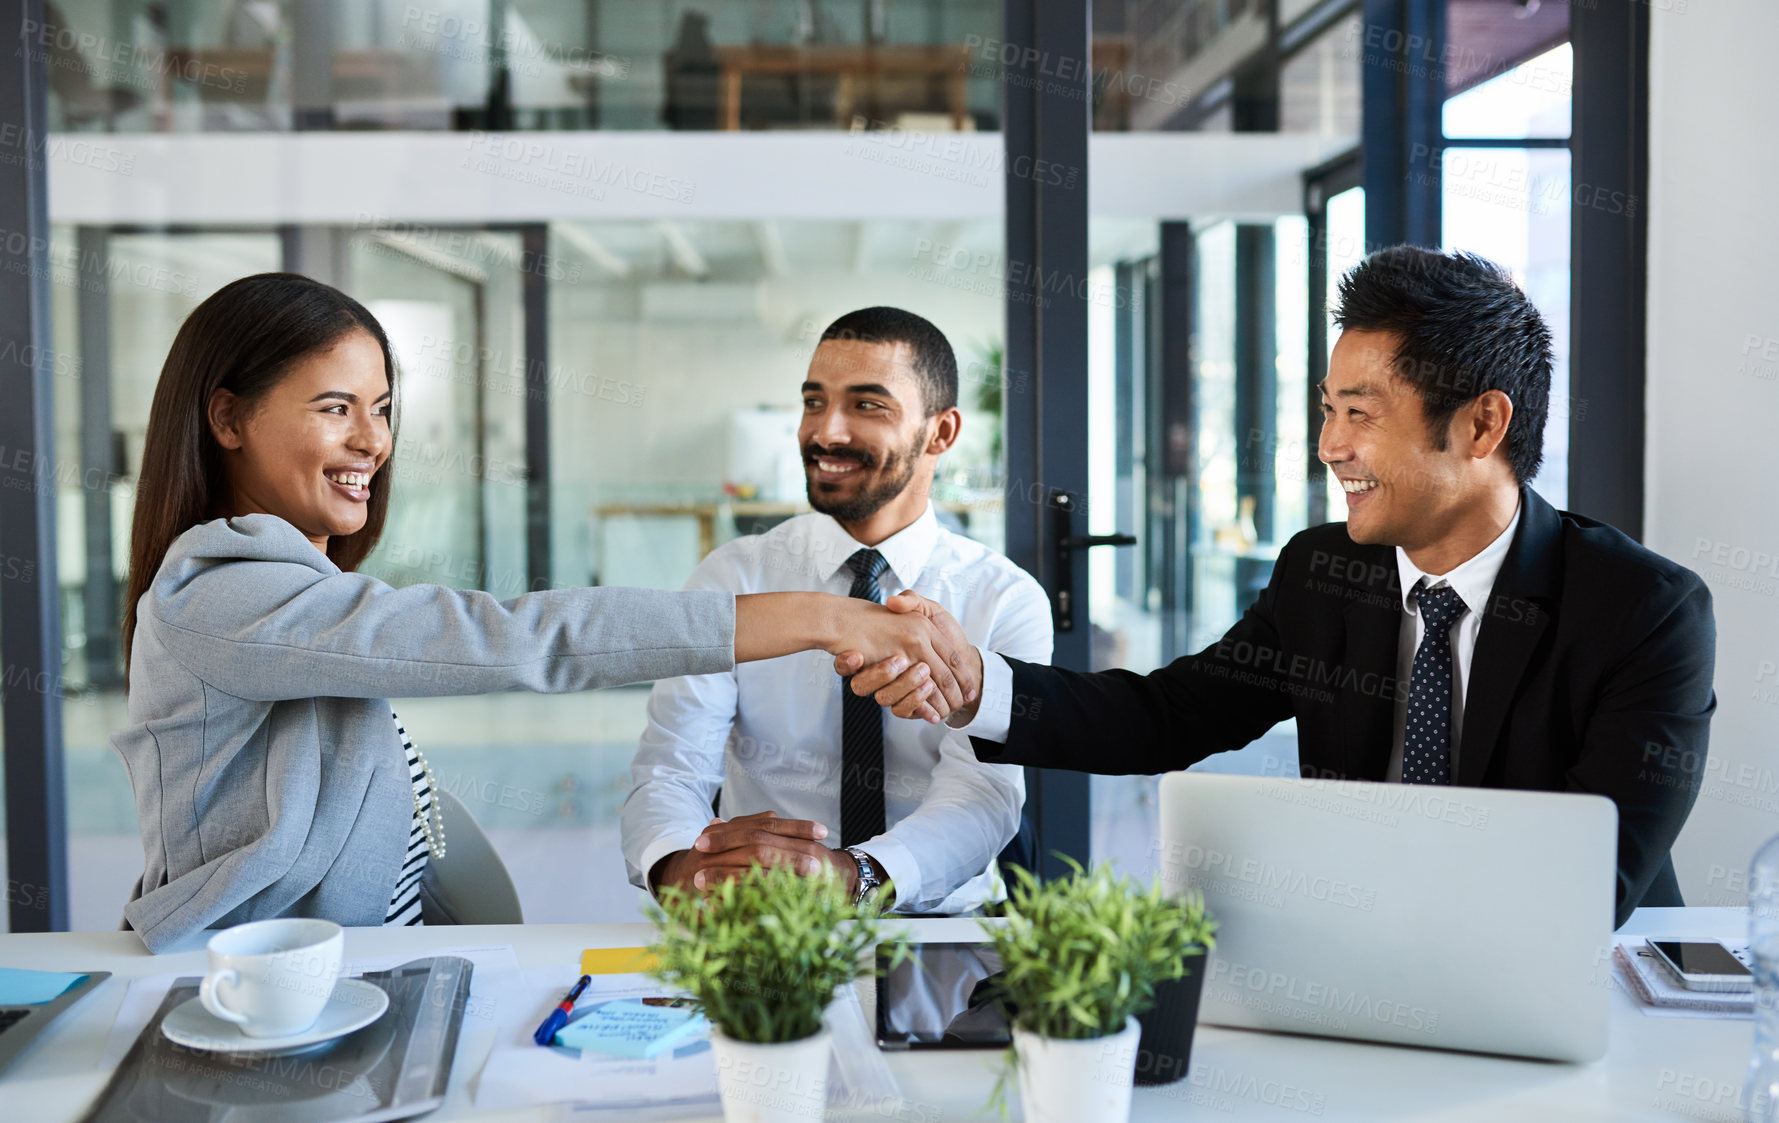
[144,516,970,716]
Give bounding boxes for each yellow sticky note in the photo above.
[581,947,659,975]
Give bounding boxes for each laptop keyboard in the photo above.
[0,1009,28,1035]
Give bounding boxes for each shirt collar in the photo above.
[1394,497,1523,618]
[807,502,941,591]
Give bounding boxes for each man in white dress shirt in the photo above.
[621,307,1052,913]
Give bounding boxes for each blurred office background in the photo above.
[1,0,1774,930]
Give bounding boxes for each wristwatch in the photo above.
[843,846,884,906]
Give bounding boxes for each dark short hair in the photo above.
[818,306,958,416]
[1332,246,1552,484]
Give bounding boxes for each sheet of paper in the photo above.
[0,967,87,1005]
[102,943,521,1069]
[474,967,905,1116]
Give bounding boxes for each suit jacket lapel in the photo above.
[1457,487,1560,786]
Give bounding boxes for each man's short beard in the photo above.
[806,430,925,523]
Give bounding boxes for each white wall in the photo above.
[1646,1,1779,905]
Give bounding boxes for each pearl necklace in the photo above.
[412,747,447,861]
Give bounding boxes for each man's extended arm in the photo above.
[847,545,1308,773]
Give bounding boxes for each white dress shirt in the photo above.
[622,504,1053,914]
[1385,500,1521,781]
[957,504,1525,786]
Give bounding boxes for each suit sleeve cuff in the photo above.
[638,830,703,895]
[854,836,920,914]
[946,648,1013,743]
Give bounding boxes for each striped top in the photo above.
[383,711,429,927]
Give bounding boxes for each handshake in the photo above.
[829,591,984,727]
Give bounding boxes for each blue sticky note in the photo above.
[0,968,87,1006]
[555,998,708,1059]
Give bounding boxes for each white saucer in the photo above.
[161,977,389,1054]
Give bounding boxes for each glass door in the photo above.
[1084,213,1323,877]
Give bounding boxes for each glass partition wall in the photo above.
[40,215,1009,928]
[40,0,1003,133]
[3,0,1596,930]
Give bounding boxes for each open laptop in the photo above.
[1158,772,1617,1062]
[0,970,109,1076]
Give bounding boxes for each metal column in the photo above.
[1568,1,1648,537]
[521,224,551,591]
[1360,0,1444,247]
[0,0,70,932]
[1002,0,1091,878]
[1155,222,1195,664]
[76,227,120,689]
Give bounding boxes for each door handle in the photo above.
[1049,491,1136,634]
[1059,534,1139,550]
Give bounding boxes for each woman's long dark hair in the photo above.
[123,273,400,675]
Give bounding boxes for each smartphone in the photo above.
[1645,940,1753,993]
[874,942,1011,1050]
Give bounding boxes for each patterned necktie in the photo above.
[839,548,891,847]
[1401,581,1468,786]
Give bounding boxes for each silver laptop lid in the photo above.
[1158,772,1617,1062]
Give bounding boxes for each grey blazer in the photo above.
[115,515,734,952]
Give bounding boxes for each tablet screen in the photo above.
[875,942,1011,1050]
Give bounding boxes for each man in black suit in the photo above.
[842,246,1716,929]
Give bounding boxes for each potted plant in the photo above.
[985,862,1217,1123]
[648,863,907,1123]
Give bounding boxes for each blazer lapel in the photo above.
[1457,488,1560,787]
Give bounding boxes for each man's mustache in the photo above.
[802,444,876,468]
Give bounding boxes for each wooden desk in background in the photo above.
[711,44,974,131]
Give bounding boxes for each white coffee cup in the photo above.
[198,918,344,1038]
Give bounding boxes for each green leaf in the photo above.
[983,863,1218,1039]
[645,863,909,1045]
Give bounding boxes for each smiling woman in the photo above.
[111,274,973,951]
[122,274,403,663]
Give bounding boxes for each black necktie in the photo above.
[1402,581,1467,785]
[840,548,890,847]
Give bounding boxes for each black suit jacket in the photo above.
[975,488,1716,928]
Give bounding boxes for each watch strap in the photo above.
[843,846,882,904]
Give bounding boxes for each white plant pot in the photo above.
[1013,1016,1141,1123]
[709,1026,832,1123]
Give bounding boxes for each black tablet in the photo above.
[874,941,1011,1050]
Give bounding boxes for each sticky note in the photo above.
[555,998,707,1058]
[0,968,87,1006]
[580,947,658,975]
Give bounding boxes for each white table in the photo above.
[0,908,1753,1122]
